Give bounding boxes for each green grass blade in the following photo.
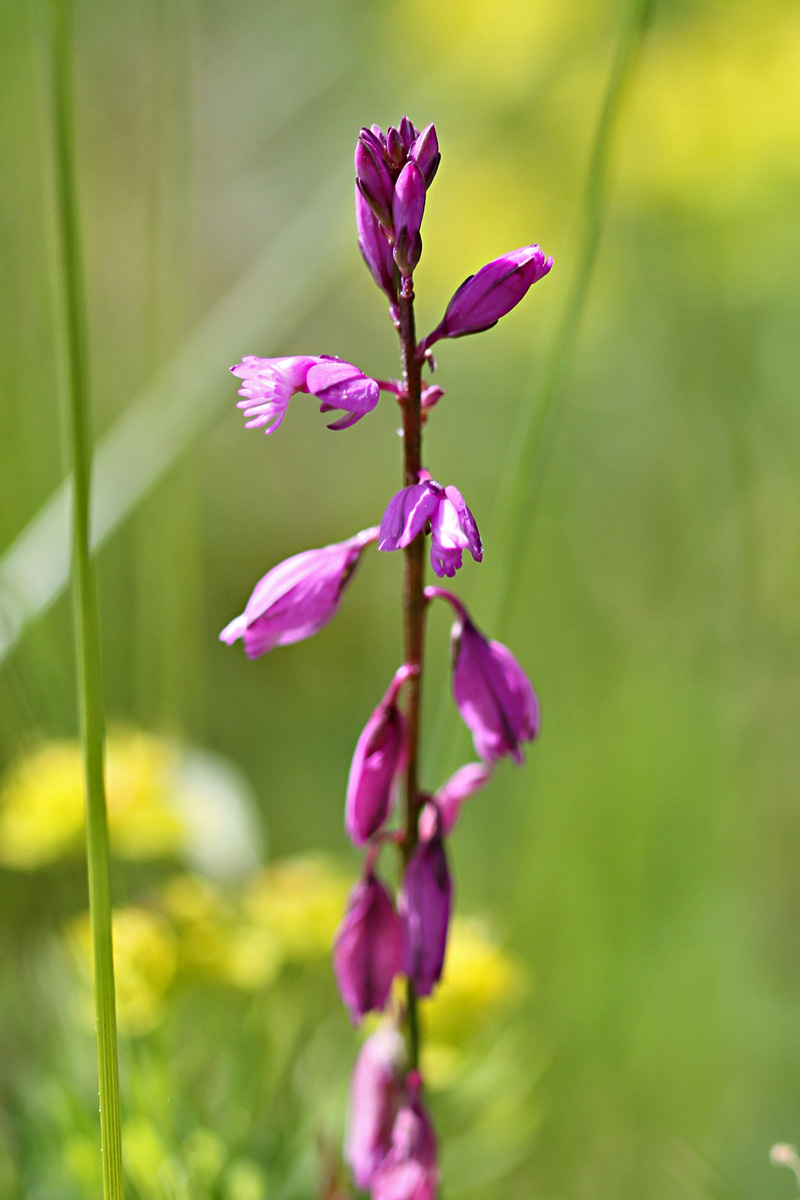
[37,0,125,1195]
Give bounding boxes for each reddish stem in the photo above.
[397,274,426,1067]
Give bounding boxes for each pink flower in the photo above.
[345,1027,407,1190]
[230,354,380,434]
[346,666,416,847]
[425,588,539,763]
[370,1072,439,1200]
[379,478,482,578]
[220,527,378,658]
[333,872,404,1023]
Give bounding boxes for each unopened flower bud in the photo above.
[410,123,440,189]
[398,115,419,151]
[401,831,452,997]
[333,872,404,1023]
[356,136,395,232]
[385,125,405,170]
[422,244,553,349]
[355,188,398,303]
[345,1026,407,1190]
[346,666,415,846]
[392,161,426,276]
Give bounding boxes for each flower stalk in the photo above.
[397,278,426,1068]
[39,1,124,1197]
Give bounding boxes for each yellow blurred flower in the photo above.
[105,732,184,859]
[0,741,85,868]
[0,732,185,870]
[243,855,351,960]
[69,906,178,1035]
[160,872,282,990]
[423,916,526,1049]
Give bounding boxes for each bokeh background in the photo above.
[2,0,800,1197]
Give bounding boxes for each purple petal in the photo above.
[429,486,482,578]
[379,483,440,552]
[307,358,380,420]
[423,762,493,837]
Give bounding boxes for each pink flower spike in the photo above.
[333,872,404,1024]
[370,1072,439,1200]
[401,831,452,997]
[219,527,378,659]
[345,1026,407,1190]
[379,480,481,579]
[421,244,553,350]
[418,762,494,840]
[425,588,539,763]
[345,665,417,847]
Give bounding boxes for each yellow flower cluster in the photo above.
[0,732,184,869]
[67,856,353,1034]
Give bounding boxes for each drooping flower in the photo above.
[230,354,380,434]
[370,1071,439,1200]
[418,762,494,841]
[345,1026,407,1190]
[425,588,539,763]
[379,477,482,579]
[346,665,416,847]
[333,871,404,1023]
[220,527,378,659]
[421,244,552,350]
[401,827,452,997]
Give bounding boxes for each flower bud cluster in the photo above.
[220,116,552,1199]
[355,118,441,290]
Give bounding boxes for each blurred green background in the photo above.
[2,0,800,1196]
